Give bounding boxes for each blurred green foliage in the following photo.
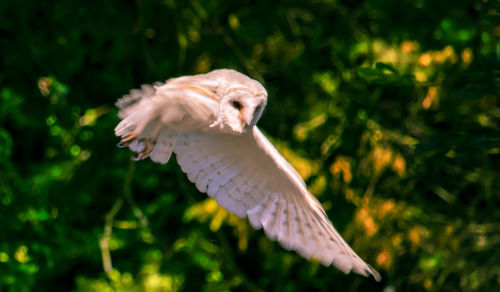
[1,0,499,291]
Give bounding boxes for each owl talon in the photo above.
[132,138,155,160]
[119,131,140,147]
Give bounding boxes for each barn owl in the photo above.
[114,69,380,281]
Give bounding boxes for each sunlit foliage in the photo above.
[1,0,498,291]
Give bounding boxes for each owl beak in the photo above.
[240,109,256,132]
[243,122,253,132]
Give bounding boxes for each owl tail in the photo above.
[148,128,178,164]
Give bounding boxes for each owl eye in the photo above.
[232,101,242,110]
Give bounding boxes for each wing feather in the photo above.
[268,192,285,241]
[116,83,162,118]
[207,161,241,192]
[281,190,307,258]
[176,134,228,174]
[282,196,299,251]
[260,193,280,239]
[230,172,259,200]
[297,199,320,260]
[247,195,268,229]
[171,127,380,281]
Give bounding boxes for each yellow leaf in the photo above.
[330,156,352,183]
[15,245,29,263]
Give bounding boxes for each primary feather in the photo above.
[114,69,381,281]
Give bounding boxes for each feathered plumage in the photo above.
[114,69,380,281]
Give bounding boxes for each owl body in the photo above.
[114,69,381,281]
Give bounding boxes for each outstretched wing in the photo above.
[173,127,381,281]
[114,80,220,163]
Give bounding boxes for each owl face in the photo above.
[220,88,267,134]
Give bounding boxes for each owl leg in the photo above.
[119,118,165,160]
[115,100,161,146]
[132,122,164,160]
[133,138,155,161]
[117,131,139,147]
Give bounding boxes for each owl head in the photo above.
[214,70,268,134]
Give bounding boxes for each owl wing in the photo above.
[115,81,220,163]
[173,127,381,281]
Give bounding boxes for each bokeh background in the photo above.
[1,0,499,291]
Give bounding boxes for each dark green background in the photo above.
[1,0,499,291]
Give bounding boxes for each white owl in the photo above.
[114,69,380,281]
